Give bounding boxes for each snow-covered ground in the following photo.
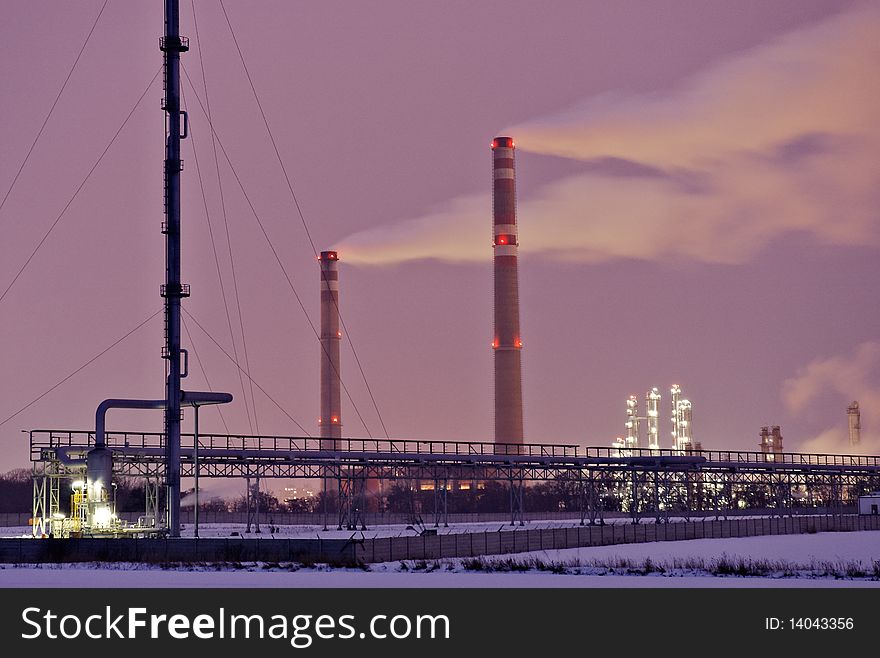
[471,528,880,566]
[1,530,878,587]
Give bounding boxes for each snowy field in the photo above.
[1,530,878,588]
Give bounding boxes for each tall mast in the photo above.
[161,0,188,537]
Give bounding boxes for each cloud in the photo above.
[339,5,880,265]
[782,341,880,455]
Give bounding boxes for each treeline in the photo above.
[0,471,587,515]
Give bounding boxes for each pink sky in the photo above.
[1,1,878,481]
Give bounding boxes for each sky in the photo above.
[1,1,878,483]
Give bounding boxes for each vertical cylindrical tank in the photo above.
[319,250,342,448]
[625,395,640,449]
[86,446,112,501]
[670,384,693,453]
[646,387,661,451]
[492,136,524,447]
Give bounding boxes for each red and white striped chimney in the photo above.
[492,136,524,445]
[319,250,342,447]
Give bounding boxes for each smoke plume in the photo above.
[340,6,880,265]
[783,341,880,455]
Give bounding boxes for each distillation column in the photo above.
[491,136,524,446]
[625,395,640,450]
[646,387,661,451]
[670,384,693,453]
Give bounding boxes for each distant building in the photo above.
[858,492,880,515]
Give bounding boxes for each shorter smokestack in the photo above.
[847,401,861,446]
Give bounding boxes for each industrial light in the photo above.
[71,480,85,490]
[93,506,112,527]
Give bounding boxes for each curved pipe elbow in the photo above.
[95,398,166,448]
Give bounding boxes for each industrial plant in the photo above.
[11,1,880,556]
[613,385,696,454]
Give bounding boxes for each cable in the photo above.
[220,3,391,437]
[180,80,254,435]
[182,308,311,436]
[218,0,315,253]
[0,309,162,429]
[181,315,230,433]
[180,65,375,439]
[0,0,109,219]
[0,67,162,308]
[190,0,260,435]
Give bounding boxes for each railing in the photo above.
[29,430,580,460]
[584,446,880,468]
[29,430,880,467]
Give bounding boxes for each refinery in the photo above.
[3,1,880,568]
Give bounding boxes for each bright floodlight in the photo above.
[92,506,112,528]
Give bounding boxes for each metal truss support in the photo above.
[830,475,842,516]
[710,474,731,521]
[774,476,790,518]
[245,476,261,533]
[432,475,448,527]
[337,468,367,531]
[630,470,643,524]
[32,468,47,537]
[681,472,692,522]
[509,470,524,526]
[653,470,671,524]
[579,470,605,525]
[403,474,418,525]
[25,429,880,524]
[578,470,586,525]
[652,471,662,524]
[50,472,60,526]
[712,476,722,521]
[145,477,160,527]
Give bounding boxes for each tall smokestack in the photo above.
[319,251,342,447]
[492,136,524,446]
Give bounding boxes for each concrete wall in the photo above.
[0,537,356,564]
